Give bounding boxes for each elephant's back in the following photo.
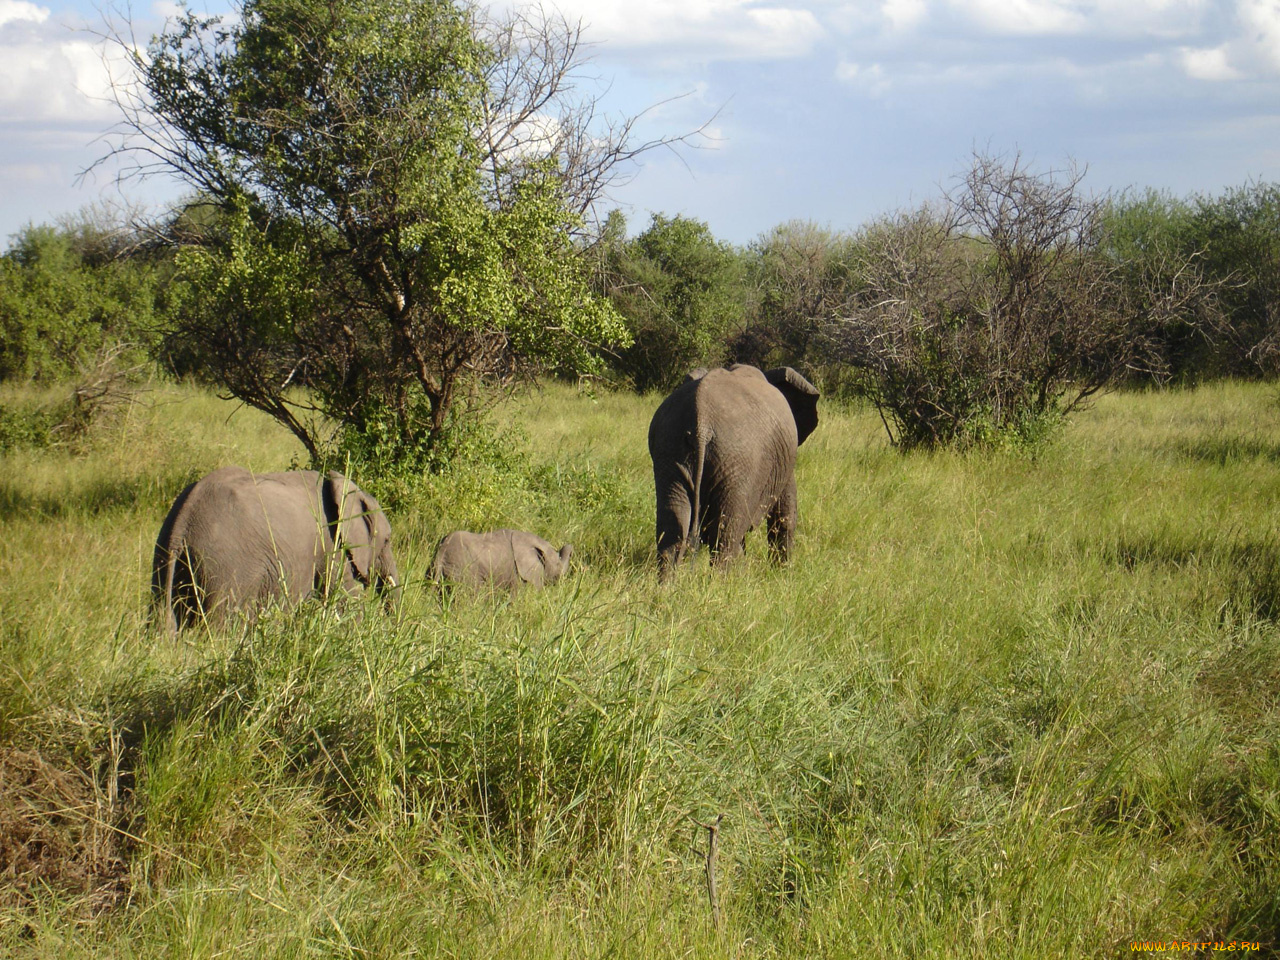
[433,530,498,584]
[192,468,321,523]
[433,530,479,573]
[156,466,249,552]
[182,468,323,586]
[185,469,275,536]
[496,528,556,554]
[153,466,259,623]
[696,369,796,450]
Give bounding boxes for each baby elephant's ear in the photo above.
[515,542,543,584]
[765,367,820,446]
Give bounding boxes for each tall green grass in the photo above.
[3,379,1280,956]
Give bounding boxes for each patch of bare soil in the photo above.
[0,746,130,915]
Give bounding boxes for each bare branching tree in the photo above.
[824,204,972,447]
[826,152,1222,448]
[470,4,716,225]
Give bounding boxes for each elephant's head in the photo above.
[325,472,400,603]
[516,540,573,585]
[765,367,820,446]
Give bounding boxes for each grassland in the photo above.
[3,379,1280,957]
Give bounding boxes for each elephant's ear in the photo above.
[515,540,544,584]
[326,472,375,582]
[683,368,709,385]
[765,367,820,446]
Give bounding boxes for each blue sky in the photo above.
[3,0,1280,247]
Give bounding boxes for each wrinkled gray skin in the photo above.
[648,364,820,579]
[152,466,399,632]
[432,529,573,590]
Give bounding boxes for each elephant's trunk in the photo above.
[379,573,402,613]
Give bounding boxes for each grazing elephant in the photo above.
[152,466,399,632]
[432,529,573,590]
[648,364,819,578]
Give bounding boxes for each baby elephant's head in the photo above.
[546,543,573,582]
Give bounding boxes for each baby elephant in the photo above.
[432,529,573,590]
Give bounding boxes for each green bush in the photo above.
[731,221,856,372]
[0,400,61,453]
[596,211,745,391]
[332,392,628,543]
[1105,182,1280,381]
[0,220,166,383]
[331,395,526,512]
[1185,182,1280,377]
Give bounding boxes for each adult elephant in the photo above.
[152,466,399,632]
[648,364,819,578]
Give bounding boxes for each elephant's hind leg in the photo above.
[706,499,748,568]
[169,547,206,630]
[766,479,798,563]
[656,481,692,580]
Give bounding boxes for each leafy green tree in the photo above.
[1184,183,1280,376]
[1104,184,1280,382]
[104,0,627,462]
[596,212,743,392]
[1102,190,1224,382]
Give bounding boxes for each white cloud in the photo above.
[826,2,884,36]
[4,54,67,123]
[739,8,825,56]
[65,40,130,105]
[1180,44,1244,79]
[1238,0,1280,70]
[549,0,825,61]
[0,0,48,28]
[0,161,57,184]
[953,0,1086,36]
[150,0,184,18]
[696,124,728,149]
[1099,0,1210,38]
[1167,0,1280,80]
[490,112,563,161]
[882,0,927,31]
[835,58,890,95]
[0,20,132,126]
[845,0,1210,39]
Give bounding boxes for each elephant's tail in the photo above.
[688,427,709,555]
